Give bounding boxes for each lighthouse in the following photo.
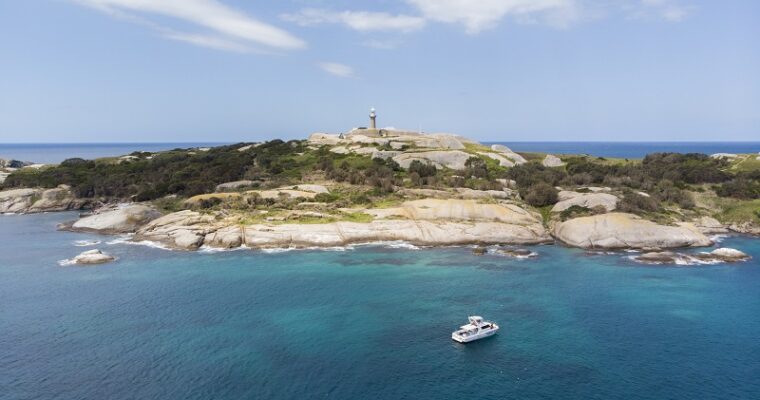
[369,107,377,129]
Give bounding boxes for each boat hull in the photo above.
[451,326,498,343]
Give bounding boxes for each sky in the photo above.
[0,0,758,143]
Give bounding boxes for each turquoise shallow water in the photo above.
[1,213,760,400]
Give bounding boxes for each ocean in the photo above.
[1,142,759,164]
[0,143,226,164]
[491,142,760,159]
[1,212,759,400]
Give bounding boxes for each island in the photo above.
[1,113,759,254]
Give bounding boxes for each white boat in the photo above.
[451,316,499,343]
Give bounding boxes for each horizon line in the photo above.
[1,140,760,145]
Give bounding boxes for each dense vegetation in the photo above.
[2,141,757,217]
[505,152,757,209]
[4,141,302,200]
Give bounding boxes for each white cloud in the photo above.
[163,32,252,53]
[282,9,426,33]
[73,0,306,51]
[405,0,581,34]
[362,39,402,50]
[631,0,694,22]
[318,62,355,78]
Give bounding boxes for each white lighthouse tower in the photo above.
[369,107,377,129]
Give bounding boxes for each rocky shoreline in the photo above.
[2,182,758,254]
[0,196,747,252]
[2,134,758,256]
[2,193,757,268]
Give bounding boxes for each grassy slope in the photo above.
[728,154,760,173]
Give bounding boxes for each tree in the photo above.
[522,183,558,207]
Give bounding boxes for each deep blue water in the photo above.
[491,142,760,159]
[0,143,226,164]
[2,142,759,164]
[1,213,759,400]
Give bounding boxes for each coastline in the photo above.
[2,134,759,258]
[15,209,753,268]
[10,205,752,254]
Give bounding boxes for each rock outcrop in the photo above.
[542,155,565,167]
[28,186,80,212]
[0,188,41,213]
[393,151,472,170]
[366,199,539,225]
[709,248,751,261]
[728,221,760,236]
[551,191,618,213]
[633,248,750,265]
[308,133,341,146]
[689,216,729,234]
[0,158,31,169]
[133,199,550,250]
[186,185,330,208]
[490,145,527,165]
[396,188,511,200]
[71,205,161,234]
[204,226,245,249]
[477,152,515,167]
[285,185,329,194]
[553,213,712,249]
[307,130,524,171]
[135,210,220,250]
[371,150,402,160]
[67,249,115,265]
[329,146,350,154]
[244,220,549,248]
[0,186,81,214]
[308,131,470,152]
[215,180,256,192]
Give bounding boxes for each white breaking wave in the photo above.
[710,234,730,243]
[258,245,357,253]
[588,250,621,256]
[626,255,723,266]
[486,247,538,259]
[105,234,134,245]
[380,241,420,250]
[128,240,173,251]
[260,247,295,254]
[199,245,250,253]
[106,235,173,251]
[74,240,101,247]
[354,241,421,250]
[306,245,354,252]
[58,258,76,266]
